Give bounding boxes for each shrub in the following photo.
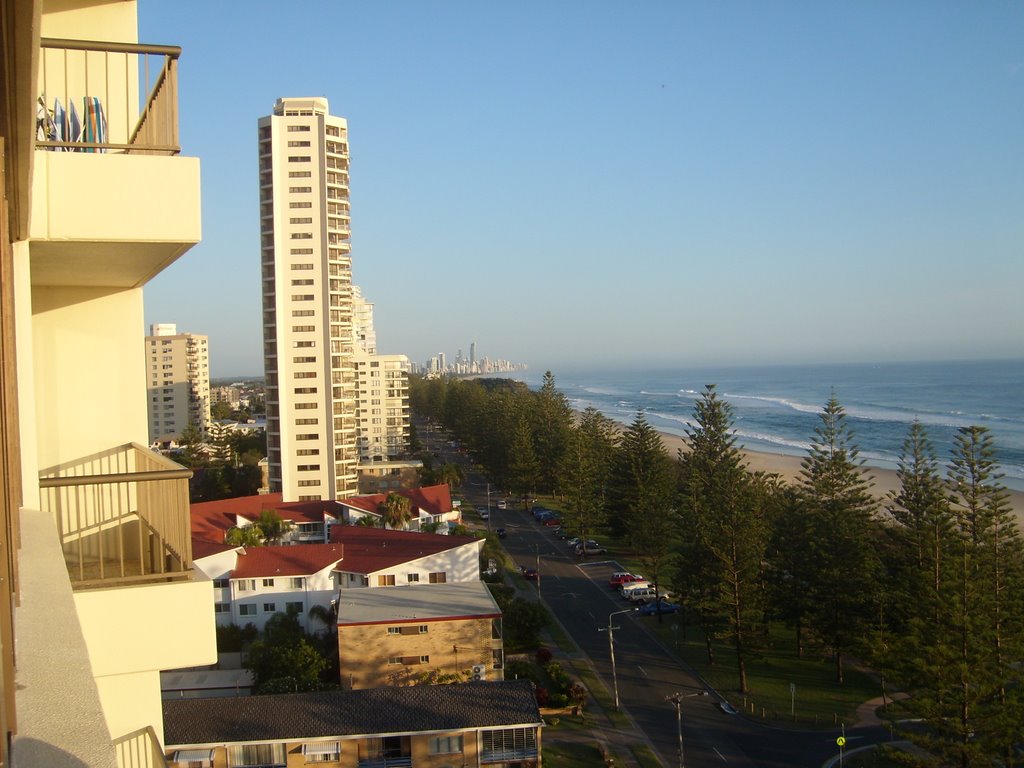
[549,693,570,708]
[536,647,553,664]
[535,686,550,707]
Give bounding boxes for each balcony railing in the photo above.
[39,443,193,590]
[113,726,169,768]
[37,37,181,155]
[357,757,412,768]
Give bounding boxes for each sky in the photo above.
[140,1,1024,378]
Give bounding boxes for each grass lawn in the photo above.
[630,743,665,768]
[542,741,607,768]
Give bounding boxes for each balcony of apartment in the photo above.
[30,37,200,289]
[38,442,193,589]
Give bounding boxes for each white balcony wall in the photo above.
[73,580,216,744]
[31,285,147,471]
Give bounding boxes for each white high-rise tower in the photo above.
[258,97,358,501]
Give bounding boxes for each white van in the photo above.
[619,581,651,599]
[627,587,661,603]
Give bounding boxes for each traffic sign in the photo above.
[836,736,846,747]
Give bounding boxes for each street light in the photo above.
[665,690,708,768]
[598,608,637,710]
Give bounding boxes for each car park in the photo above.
[638,599,681,616]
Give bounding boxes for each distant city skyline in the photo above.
[141,2,1024,377]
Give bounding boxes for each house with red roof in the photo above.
[192,528,484,633]
[189,484,461,549]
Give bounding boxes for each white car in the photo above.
[497,500,507,510]
[479,509,490,520]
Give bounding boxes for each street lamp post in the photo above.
[599,608,637,710]
[665,690,708,768]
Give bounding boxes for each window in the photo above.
[213,578,229,589]
[407,573,419,583]
[301,742,339,763]
[227,744,286,767]
[429,572,446,584]
[288,155,311,162]
[377,574,396,586]
[290,578,305,589]
[214,603,229,614]
[429,735,463,755]
[263,602,276,613]
[239,604,256,616]
[291,295,314,302]
[297,479,321,487]
[481,728,537,759]
[289,187,312,194]
[236,579,255,592]
[287,601,303,614]
[287,125,310,132]
[295,372,317,379]
[290,217,313,224]
[287,140,311,147]
[295,402,317,409]
[263,578,275,587]
[289,170,312,177]
[292,309,315,317]
[294,339,315,346]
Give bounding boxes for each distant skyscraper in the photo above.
[145,323,210,443]
[352,286,377,355]
[259,97,358,501]
[470,342,476,369]
[438,352,446,371]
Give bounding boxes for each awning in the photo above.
[302,742,340,757]
[171,749,214,763]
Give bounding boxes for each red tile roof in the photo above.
[231,543,345,579]
[328,526,478,574]
[191,486,453,546]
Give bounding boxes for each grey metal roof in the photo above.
[336,582,501,625]
[163,680,540,747]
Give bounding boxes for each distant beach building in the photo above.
[258,97,358,502]
[145,323,210,443]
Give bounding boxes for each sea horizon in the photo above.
[515,358,1024,492]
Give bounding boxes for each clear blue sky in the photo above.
[140,1,1024,378]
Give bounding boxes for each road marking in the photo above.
[714,747,727,762]
[638,666,648,678]
[588,612,595,621]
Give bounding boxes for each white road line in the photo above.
[638,666,648,678]
[714,747,727,762]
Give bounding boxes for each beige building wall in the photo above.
[260,97,358,502]
[338,616,501,689]
[353,351,410,461]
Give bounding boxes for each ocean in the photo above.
[516,360,1024,492]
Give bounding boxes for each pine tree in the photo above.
[678,385,768,693]
[798,395,880,683]
[506,414,540,506]
[560,407,617,552]
[532,371,574,495]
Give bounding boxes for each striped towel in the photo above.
[82,96,107,153]
[68,99,82,150]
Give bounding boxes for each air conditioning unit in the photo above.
[471,664,486,681]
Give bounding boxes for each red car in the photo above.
[608,572,644,589]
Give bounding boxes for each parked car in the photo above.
[566,537,581,550]
[497,500,508,510]
[542,516,562,527]
[520,566,538,581]
[533,508,553,521]
[574,540,606,556]
[496,527,506,539]
[484,558,498,577]
[638,599,681,616]
[609,572,645,589]
[479,509,490,520]
[619,581,652,599]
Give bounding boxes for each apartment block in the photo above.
[1,1,216,764]
[336,582,503,689]
[146,322,211,443]
[163,681,542,768]
[354,351,411,462]
[259,97,359,503]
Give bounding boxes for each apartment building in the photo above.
[336,582,503,689]
[1,2,216,765]
[146,322,211,443]
[259,97,359,503]
[353,351,411,462]
[163,681,543,768]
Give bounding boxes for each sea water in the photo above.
[518,360,1024,491]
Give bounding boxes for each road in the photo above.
[419,426,889,767]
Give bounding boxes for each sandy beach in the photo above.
[656,430,1024,525]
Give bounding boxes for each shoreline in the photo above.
[656,429,1024,525]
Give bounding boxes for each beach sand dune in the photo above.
[657,430,1024,525]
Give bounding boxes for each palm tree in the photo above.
[378,492,413,530]
[225,524,264,547]
[354,514,379,528]
[436,462,464,491]
[257,509,292,544]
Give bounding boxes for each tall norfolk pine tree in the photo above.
[559,407,617,558]
[678,385,768,693]
[798,395,880,684]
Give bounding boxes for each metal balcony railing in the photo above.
[357,757,412,768]
[37,37,181,155]
[39,443,193,589]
